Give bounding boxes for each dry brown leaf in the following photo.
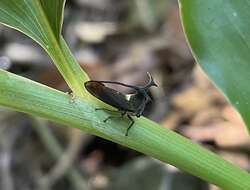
[161,112,181,130]
[191,107,222,126]
[183,122,250,149]
[172,86,212,116]
[222,105,245,126]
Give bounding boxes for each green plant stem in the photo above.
[43,35,89,97]
[0,69,250,190]
[0,1,88,96]
[37,0,89,96]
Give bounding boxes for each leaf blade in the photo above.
[39,0,65,40]
[0,0,88,95]
[179,0,250,131]
[0,0,65,46]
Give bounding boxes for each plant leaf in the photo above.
[0,0,65,46]
[179,0,250,132]
[0,0,88,96]
[39,0,65,40]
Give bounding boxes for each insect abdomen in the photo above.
[84,81,134,111]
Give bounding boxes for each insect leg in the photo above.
[103,111,126,123]
[135,94,151,117]
[126,114,134,136]
[95,108,118,112]
[135,102,146,117]
[103,116,113,122]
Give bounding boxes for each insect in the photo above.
[84,72,157,136]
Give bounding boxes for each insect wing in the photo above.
[84,81,133,111]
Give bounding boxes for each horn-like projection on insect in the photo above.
[84,73,157,136]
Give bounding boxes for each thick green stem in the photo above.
[50,37,89,96]
[43,35,89,97]
[0,69,250,190]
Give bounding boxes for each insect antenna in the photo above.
[103,112,126,122]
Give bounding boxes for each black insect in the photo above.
[84,73,157,136]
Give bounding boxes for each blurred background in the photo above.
[0,0,249,189]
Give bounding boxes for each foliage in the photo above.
[179,0,250,132]
[0,0,249,189]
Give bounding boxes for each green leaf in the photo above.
[1,69,250,190]
[39,0,65,40]
[0,0,64,46]
[179,0,250,132]
[0,0,89,96]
